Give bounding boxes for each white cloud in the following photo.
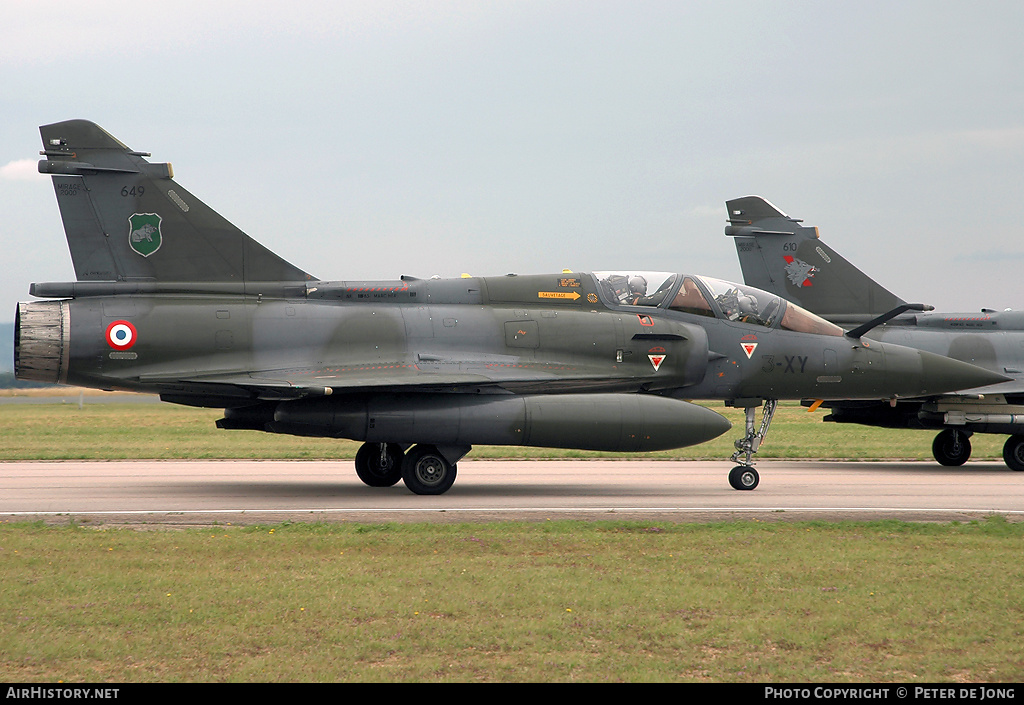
[0,159,42,181]
[685,204,725,220]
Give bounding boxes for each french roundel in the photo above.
[106,320,138,350]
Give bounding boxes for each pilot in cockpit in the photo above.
[716,287,756,321]
[626,275,648,304]
[634,273,678,307]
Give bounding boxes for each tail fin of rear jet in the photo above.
[37,119,312,283]
[724,195,903,323]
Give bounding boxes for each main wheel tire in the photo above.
[728,465,759,491]
[402,444,458,495]
[1003,435,1024,471]
[932,429,971,467]
[354,442,404,487]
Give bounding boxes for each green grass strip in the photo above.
[2,518,1023,682]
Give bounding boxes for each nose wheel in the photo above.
[729,465,759,490]
[728,399,777,490]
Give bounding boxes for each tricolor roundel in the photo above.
[106,320,138,350]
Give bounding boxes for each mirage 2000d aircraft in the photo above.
[726,195,1024,471]
[14,121,1007,494]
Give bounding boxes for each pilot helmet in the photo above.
[737,292,758,314]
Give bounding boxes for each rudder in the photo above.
[38,120,312,283]
[725,195,903,322]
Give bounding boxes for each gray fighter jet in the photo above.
[14,121,1006,494]
[726,195,1024,470]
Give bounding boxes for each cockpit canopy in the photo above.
[593,272,843,337]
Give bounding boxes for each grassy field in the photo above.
[0,392,1010,461]
[3,392,1022,683]
[3,518,1024,682]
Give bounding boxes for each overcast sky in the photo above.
[3,0,1024,331]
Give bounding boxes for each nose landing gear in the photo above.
[728,399,777,490]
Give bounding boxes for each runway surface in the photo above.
[2,458,1023,526]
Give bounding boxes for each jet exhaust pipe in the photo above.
[242,393,732,452]
[14,301,70,385]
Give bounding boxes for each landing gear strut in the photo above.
[728,399,777,490]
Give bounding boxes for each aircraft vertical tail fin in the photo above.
[37,120,313,283]
[725,195,904,322]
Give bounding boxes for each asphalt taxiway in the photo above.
[1,459,1022,526]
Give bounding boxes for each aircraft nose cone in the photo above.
[915,349,1010,395]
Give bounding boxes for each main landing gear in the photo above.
[354,442,404,486]
[354,442,464,495]
[931,430,1024,471]
[728,399,777,490]
[1003,435,1024,472]
[932,429,971,467]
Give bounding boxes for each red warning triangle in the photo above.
[741,342,758,359]
[648,354,666,371]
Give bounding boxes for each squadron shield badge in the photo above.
[128,213,163,257]
[783,255,817,287]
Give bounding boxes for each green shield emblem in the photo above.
[128,213,163,257]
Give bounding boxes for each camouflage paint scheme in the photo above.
[727,195,1024,470]
[14,122,1007,494]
